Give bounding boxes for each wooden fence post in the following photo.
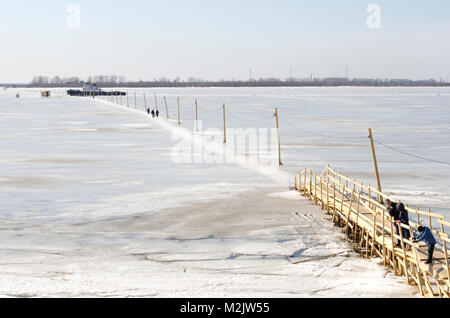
[195,99,199,132]
[428,208,433,231]
[390,217,399,275]
[320,180,324,209]
[164,96,169,119]
[371,213,377,257]
[177,97,181,125]
[274,108,282,166]
[354,194,361,240]
[326,179,330,214]
[223,103,227,144]
[314,174,318,204]
[332,185,337,223]
[345,185,356,235]
[398,224,410,283]
[340,185,346,221]
[304,169,307,196]
[382,209,386,266]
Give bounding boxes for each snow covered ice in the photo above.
[1,86,449,297]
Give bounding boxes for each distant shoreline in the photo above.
[3,83,450,89]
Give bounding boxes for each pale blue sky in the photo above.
[1,0,449,82]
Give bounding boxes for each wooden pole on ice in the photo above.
[127,91,129,107]
[134,92,137,109]
[144,94,147,111]
[222,103,227,144]
[368,128,383,203]
[154,94,158,112]
[177,97,181,125]
[195,99,199,132]
[275,108,283,166]
[164,96,169,119]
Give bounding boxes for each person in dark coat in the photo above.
[396,203,411,250]
[413,226,437,264]
[151,110,155,118]
[386,199,401,246]
[156,110,160,118]
[386,199,397,218]
[147,108,150,115]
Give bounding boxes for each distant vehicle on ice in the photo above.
[67,83,126,96]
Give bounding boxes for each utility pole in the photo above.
[127,91,129,107]
[368,128,383,203]
[275,108,283,166]
[154,94,158,111]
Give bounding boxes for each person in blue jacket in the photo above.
[413,226,437,264]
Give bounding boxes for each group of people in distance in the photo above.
[386,199,437,264]
[147,108,160,118]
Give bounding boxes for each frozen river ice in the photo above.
[1,86,448,297]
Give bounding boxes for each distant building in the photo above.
[323,77,350,85]
[82,82,100,94]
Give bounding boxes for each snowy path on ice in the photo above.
[94,98,289,185]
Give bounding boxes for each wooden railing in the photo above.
[294,165,450,298]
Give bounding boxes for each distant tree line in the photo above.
[86,75,127,84]
[24,75,450,88]
[31,75,82,86]
[30,75,128,87]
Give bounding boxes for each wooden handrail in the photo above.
[322,165,446,222]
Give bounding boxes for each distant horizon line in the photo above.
[3,74,450,84]
[3,77,450,88]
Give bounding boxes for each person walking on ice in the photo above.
[413,226,436,264]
